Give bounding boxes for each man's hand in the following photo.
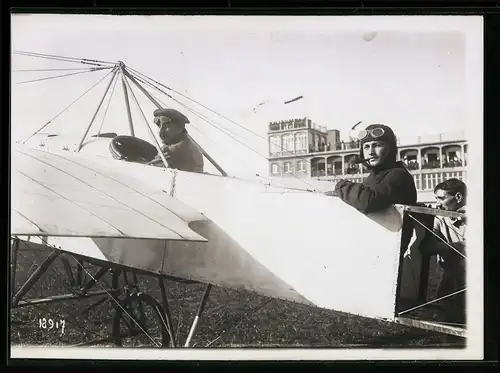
[324,179,351,197]
[147,156,169,167]
[334,179,351,190]
[324,189,340,197]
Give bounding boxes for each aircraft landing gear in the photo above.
[112,291,171,348]
[111,274,212,348]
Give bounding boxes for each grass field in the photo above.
[10,243,464,349]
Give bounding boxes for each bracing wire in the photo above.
[16,67,111,85]
[127,70,322,192]
[397,287,466,316]
[15,52,350,179]
[20,68,117,144]
[127,67,337,173]
[121,71,169,169]
[128,66,316,155]
[129,72,318,190]
[14,50,116,66]
[145,88,274,177]
[127,72,314,186]
[14,52,331,192]
[409,214,467,260]
[13,67,109,72]
[204,298,273,347]
[129,66,275,143]
[35,237,160,347]
[131,73,250,145]
[173,98,322,191]
[97,70,120,135]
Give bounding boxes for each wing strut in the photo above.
[119,67,170,169]
[76,66,120,151]
[118,65,135,137]
[121,66,228,177]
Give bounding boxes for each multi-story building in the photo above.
[267,117,467,203]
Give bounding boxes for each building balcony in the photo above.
[312,166,467,193]
[442,160,464,168]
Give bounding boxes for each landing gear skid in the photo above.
[112,291,171,348]
[10,237,275,348]
[10,237,217,348]
[111,281,212,348]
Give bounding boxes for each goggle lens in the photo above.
[358,127,385,140]
[371,127,385,137]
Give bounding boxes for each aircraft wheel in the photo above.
[112,292,170,348]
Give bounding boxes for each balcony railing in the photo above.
[311,168,466,192]
[406,162,419,170]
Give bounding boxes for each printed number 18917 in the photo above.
[38,318,65,335]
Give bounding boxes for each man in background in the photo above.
[427,178,467,325]
[148,108,204,173]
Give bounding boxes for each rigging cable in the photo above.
[127,67,320,172]
[129,66,288,144]
[13,67,111,72]
[145,88,270,177]
[14,52,327,192]
[409,214,467,260]
[127,70,321,192]
[97,69,120,135]
[122,68,228,176]
[20,68,117,144]
[35,236,161,347]
[16,67,111,85]
[16,53,345,179]
[14,50,116,66]
[121,73,169,169]
[131,73,256,147]
[130,71,318,190]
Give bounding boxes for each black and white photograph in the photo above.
[9,14,484,360]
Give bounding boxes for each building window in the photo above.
[271,163,279,174]
[284,162,293,173]
[269,122,280,131]
[269,136,281,155]
[427,153,438,162]
[296,160,306,172]
[282,134,294,152]
[294,132,307,151]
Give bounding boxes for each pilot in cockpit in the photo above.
[324,123,418,251]
[147,108,204,173]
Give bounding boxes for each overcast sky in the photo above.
[11,15,482,176]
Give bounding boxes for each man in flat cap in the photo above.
[147,108,204,173]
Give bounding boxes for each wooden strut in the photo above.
[120,71,170,169]
[118,62,135,137]
[11,238,20,297]
[394,317,467,338]
[158,278,177,348]
[184,284,212,347]
[121,67,228,177]
[12,250,61,306]
[77,66,120,151]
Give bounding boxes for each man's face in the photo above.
[156,116,183,143]
[434,189,464,211]
[362,140,389,167]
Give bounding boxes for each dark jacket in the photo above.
[334,161,417,251]
[151,131,204,173]
[334,161,417,214]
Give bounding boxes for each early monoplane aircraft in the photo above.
[10,51,467,348]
